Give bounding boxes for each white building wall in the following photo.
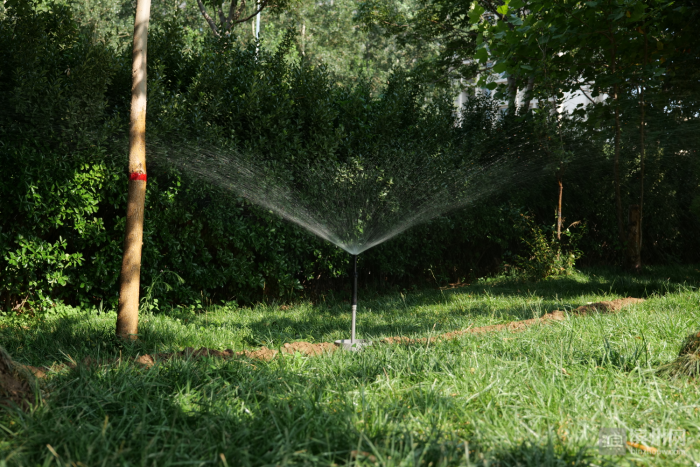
[455,75,606,116]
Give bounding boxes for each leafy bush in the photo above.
[0,1,464,311]
[513,214,584,281]
[1,0,699,314]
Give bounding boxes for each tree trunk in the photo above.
[506,76,518,115]
[614,90,624,244]
[521,76,536,114]
[627,204,641,268]
[117,0,151,339]
[610,29,625,247]
[557,175,563,240]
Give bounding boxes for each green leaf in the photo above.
[509,0,524,9]
[493,62,508,73]
[474,47,489,63]
[486,82,498,90]
[630,2,646,21]
[469,4,485,23]
[497,4,509,15]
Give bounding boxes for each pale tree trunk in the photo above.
[521,76,535,114]
[117,0,151,339]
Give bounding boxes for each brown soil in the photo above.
[382,310,567,345]
[679,331,700,357]
[22,298,646,379]
[129,342,335,368]
[280,341,336,356]
[572,297,645,315]
[658,330,700,378]
[0,346,36,410]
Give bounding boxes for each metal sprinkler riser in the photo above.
[335,254,371,351]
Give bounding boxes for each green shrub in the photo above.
[513,214,584,281]
[1,0,699,313]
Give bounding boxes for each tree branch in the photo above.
[578,84,597,104]
[235,0,248,25]
[196,0,220,36]
[217,3,227,29]
[226,0,238,30]
[481,0,506,22]
[235,0,269,25]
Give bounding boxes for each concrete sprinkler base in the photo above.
[334,339,372,351]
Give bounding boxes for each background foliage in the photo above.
[1,0,699,313]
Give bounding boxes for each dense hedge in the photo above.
[1,1,699,311]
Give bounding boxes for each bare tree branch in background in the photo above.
[196,0,271,37]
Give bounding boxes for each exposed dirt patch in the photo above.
[658,330,700,378]
[242,347,278,361]
[281,341,336,356]
[572,297,644,315]
[23,298,645,377]
[441,310,566,339]
[382,310,566,345]
[135,354,156,368]
[23,365,47,378]
[679,331,700,357]
[0,346,36,410]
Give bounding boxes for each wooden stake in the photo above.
[557,176,563,240]
[117,0,151,339]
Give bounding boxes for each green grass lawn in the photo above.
[1,266,700,466]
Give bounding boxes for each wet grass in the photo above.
[1,265,699,466]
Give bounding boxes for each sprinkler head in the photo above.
[334,339,372,351]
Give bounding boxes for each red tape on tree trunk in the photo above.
[129,173,147,181]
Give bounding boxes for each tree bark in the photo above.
[117,0,151,339]
[614,89,623,244]
[506,76,518,115]
[198,0,268,37]
[521,76,535,114]
[557,175,563,240]
[627,204,641,268]
[197,0,220,36]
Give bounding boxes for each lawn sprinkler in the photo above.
[335,254,371,351]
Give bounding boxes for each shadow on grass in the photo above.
[4,265,695,368]
[4,351,614,467]
[371,265,700,298]
[409,265,698,303]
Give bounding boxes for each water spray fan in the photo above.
[334,254,371,351]
[155,135,551,354]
